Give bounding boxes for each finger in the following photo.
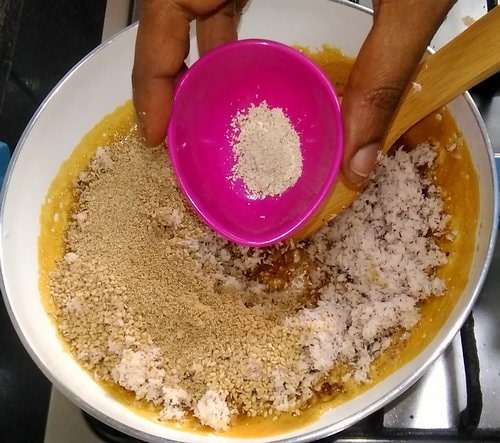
[342,0,455,186]
[196,0,248,55]
[132,0,191,146]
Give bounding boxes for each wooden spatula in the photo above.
[294,6,500,241]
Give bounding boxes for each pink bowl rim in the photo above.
[167,38,344,247]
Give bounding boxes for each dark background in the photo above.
[0,0,106,149]
[0,1,106,442]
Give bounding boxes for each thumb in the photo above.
[342,0,455,186]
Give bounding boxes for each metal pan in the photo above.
[1,1,497,442]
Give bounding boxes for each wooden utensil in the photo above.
[294,5,500,241]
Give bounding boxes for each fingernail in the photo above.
[350,143,379,178]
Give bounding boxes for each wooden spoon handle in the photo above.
[294,6,500,241]
[383,5,500,150]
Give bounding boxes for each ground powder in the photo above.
[230,101,303,198]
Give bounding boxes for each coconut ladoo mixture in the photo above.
[41,47,479,435]
[49,134,447,430]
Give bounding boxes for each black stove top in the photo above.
[0,2,106,442]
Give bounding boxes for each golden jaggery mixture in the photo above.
[48,122,450,430]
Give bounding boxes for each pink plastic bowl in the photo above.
[167,39,343,247]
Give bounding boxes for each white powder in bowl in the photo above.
[230,101,303,199]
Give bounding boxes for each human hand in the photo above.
[133,0,455,186]
[133,0,247,146]
[342,0,455,186]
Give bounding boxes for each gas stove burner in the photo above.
[83,412,144,443]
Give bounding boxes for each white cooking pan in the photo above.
[1,1,498,442]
